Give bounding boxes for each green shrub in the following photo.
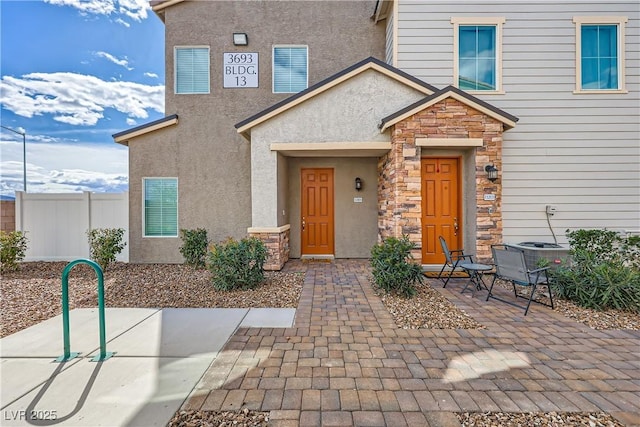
[87,228,126,271]
[0,231,28,273]
[179,228,208,268]
[620,235,640,271]
[370,235,424,298]
[551,229,640,312]
[208,237,267,291]
[566,229,620,263]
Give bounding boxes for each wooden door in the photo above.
[301,168,334,255]
[421,158,461,264]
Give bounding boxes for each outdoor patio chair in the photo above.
[438,236,473,288]
[486,245,554,315]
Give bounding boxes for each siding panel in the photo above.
[396,1,640,244]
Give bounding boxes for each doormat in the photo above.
[423,271,469,278]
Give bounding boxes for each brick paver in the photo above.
[184,260,640,426]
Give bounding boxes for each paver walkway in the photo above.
[184,260,640,426]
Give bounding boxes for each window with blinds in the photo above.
[143,178,178,237]
[175,47,210,94]
[273,46,308,93]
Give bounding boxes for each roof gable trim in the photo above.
[235,57,436,139]
[380,86,518,132]
[113,114,178,145]
[151,0,185,12]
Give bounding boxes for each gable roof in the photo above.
[379,85,519,132]
[235,57,437,139]
[112,114,179,146]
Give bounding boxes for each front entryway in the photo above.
[421,158,462,264]
[301,168,335,255]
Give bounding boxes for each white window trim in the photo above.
[142,177,179,238]
[452,17,505,94]
[174,46,210,95]
[573,16,628,94]
[272,45,309,94]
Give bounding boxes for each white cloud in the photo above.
[0,72,164,126]
[95,51,133,70]
[126,118,137,126]
[117,0,150,22]
[0,138,129,196]
[144,72,159,79]
[44,0,149,22]
[115,18,131,27]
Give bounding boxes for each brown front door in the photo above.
[421,158,461,264]
[301,168,335,255]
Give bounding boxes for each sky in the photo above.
[0,0,166,198]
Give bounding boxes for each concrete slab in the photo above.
[241,308,295,328]
[90,308,248,358]
[1,356,211,427]
[0,358,82,408]
[0,308,159,358]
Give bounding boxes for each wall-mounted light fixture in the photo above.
[355,177,362,191]
[485,164,499,182]
[233,33,248,46]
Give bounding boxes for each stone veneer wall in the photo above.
[377,128,422,260]
[378,98,504,263]
[248,228,290,271]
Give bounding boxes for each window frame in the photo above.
[142,177,179,238]
[174,46,210,95]
[573,16,627,94]
[272,45,309,94]
[452,17,505,94]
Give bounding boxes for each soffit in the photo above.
[270,142,391,157]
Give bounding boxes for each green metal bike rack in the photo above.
[55,259,114,363]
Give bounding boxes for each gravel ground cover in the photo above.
[457,411,624,426]
[169,409,269,427]
[0,262,303,338]
[375,276,640,331]
[374,278,485,329]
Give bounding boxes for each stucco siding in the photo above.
[395,1,640,244]
[251,69,427,144]
[127,126,181,263]
[127,1,384,262]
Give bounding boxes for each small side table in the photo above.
[459,262,493,294]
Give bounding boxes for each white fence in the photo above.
[15,191,129,262]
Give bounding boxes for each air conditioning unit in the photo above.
[505,242,570,270]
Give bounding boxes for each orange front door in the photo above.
[301,168,335,255]
[421,158,461,264]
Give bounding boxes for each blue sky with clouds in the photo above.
[0,0,165,198]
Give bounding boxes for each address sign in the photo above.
[223,52,258,88]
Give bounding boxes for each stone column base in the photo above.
[248,225,290,271]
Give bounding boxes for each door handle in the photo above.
[454,217,459,236]
[302,217,306,231]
